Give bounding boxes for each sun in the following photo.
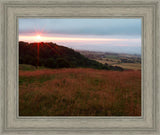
[35,35,42,41]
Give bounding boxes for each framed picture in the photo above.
[18,18,142,117]
[0,0,159,135]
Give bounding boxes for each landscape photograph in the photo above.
[19,18,141,116]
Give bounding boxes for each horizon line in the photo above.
[19,41,141,56]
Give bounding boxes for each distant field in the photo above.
[94,58,141,70]
[113,63,141,70]
[19,64,141,116]
[78,50,141,70]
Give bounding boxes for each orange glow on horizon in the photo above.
[19,35,140,42]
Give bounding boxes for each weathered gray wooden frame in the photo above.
[0,0,159,135]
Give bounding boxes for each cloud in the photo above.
[19,19,141,36]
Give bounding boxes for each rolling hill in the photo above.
[19,41,123,71]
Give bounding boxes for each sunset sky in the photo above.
[19,19,141,54]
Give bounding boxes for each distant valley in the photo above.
[77,50,141,70]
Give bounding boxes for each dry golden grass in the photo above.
[94,59,141,70]
[113,63,141,70]
[19,68,141,116]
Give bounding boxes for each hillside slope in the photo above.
[19,41,123,70]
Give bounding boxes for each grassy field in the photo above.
[112,63,141,70]
[94,58,141,70]
[19,65,141,116]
